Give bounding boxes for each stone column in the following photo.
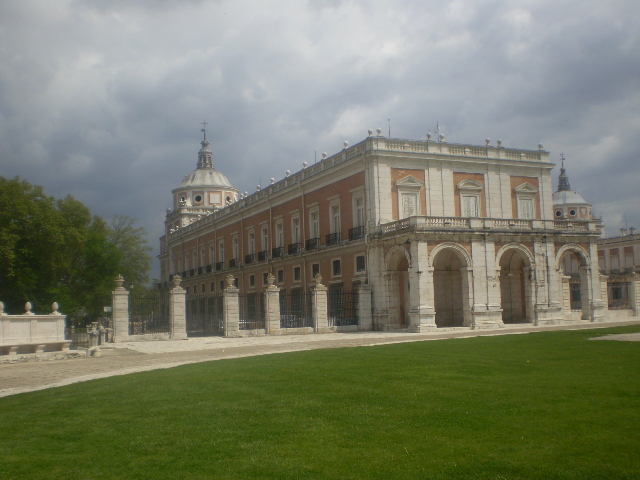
[263,274,281,334]
[407,240,437,332]
[599,274,609,312]
[368,244,389,329]
[112,275,130,342]
[560,274,571,317]
[223,274,240,337]
[311,274,328,332]
[169,275,187,340]
[469,239,503,329]
[630,273,640,316]
[357,284,373,331]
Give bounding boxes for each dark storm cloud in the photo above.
[1,0,639,280]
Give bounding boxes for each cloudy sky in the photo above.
[2,0,639,280]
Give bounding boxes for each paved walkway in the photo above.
[1,320,639,398]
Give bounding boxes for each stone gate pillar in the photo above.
[223,274,240,337]
[169,275,187,340]
[311,274,328,332]
[263,274,281,334]
[357,284,373,331]
[630,273,640,316]
[112,275,130,342]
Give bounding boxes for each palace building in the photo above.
[159,130,608,331]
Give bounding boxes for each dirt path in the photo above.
[2,320,639,398]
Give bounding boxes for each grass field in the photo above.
[2,325,640,479]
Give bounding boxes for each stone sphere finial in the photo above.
[25,302,33,315]
[172,274,182,288]
[322,152,328,159]
[52,302,59,314]
[538,143,544,150]
[285,170,291,177]
[367,129,373,136]
[267,273,275,286]
[343,141,349,149]
[115,275,125,288]
[225,274,235,288]
[438,133,445,142]
[270,177,275,184]
[314,273,323,285]
[0,301,4,315]
[497,139,503,147]
[302,161,308,169]
[426,132,432,140]
[485,138,491,145]
[376,128,382,136]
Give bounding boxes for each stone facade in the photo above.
[160,132,609,331]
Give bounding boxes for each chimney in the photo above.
[620,228,627,236]
[630,227,637,235]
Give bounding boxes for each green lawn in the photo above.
[2,325,640,479]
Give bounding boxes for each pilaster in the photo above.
[169,275,187,340]
[407,240,437,332]
[357,284,373,330]
[112,275,130,342]
[263,274,281,334]
[223,275,240,337]
[311,274,329,332]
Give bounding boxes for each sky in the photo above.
[1,0,639,281]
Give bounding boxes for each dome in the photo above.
[552,189,589,206]
[177,168,233,189]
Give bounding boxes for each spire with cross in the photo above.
[201,120,208,141]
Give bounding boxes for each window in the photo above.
[331,204,341,234]
[248,232,255,254]
[354,196,365,227]
[332,259,342,277]
[220,280,224,291]
[261,226,269,251]
[218,240,225,263]
[249,275,255,287]
[555,210,563,218]
[185,286,189,295]
[210,282,215,292]
[277,269,284,284]
[232,236,239,260]
[209,244,215,264]
[276,222,284,248]
[401,193,418,218]
[514,182,538,219]
[312,263,320,278]
[396,175,424,219]
[518,198,535,219]
[263,272,269,285]
[457,178,483,218]
[356,254,366,273]
[294,266,301,282]
[292,217,300,243]
[462,195,479,217]
[201,284,205,294]
[310,210,319,239]
[200,248,205,267]
[192,250,197,268]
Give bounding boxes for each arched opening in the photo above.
[499,248,532,324]
[433,248,468,327]
[385,248,410,328]
[558,248,590,319]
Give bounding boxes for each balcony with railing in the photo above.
[229,258,239,269]
[245,253,255,265]
[375,216,602,236]
[326,232,341,246]
[197,267,203,275]
[272,247,285,258]
[349,226,365,241]
[305,237,321,250]
[257,250,269,262]
[288,242,301,255]
[206,264,212,273]
[215,261,224,271]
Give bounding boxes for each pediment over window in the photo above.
[457,178,484,192]
[396,175,424,188]
[514,182,538,194]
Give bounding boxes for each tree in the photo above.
[107,215,152,288]
[0,177,122,319]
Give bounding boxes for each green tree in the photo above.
[0,177,123,320]
[107,215,152,288]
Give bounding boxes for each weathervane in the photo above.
[201,120,208,140]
